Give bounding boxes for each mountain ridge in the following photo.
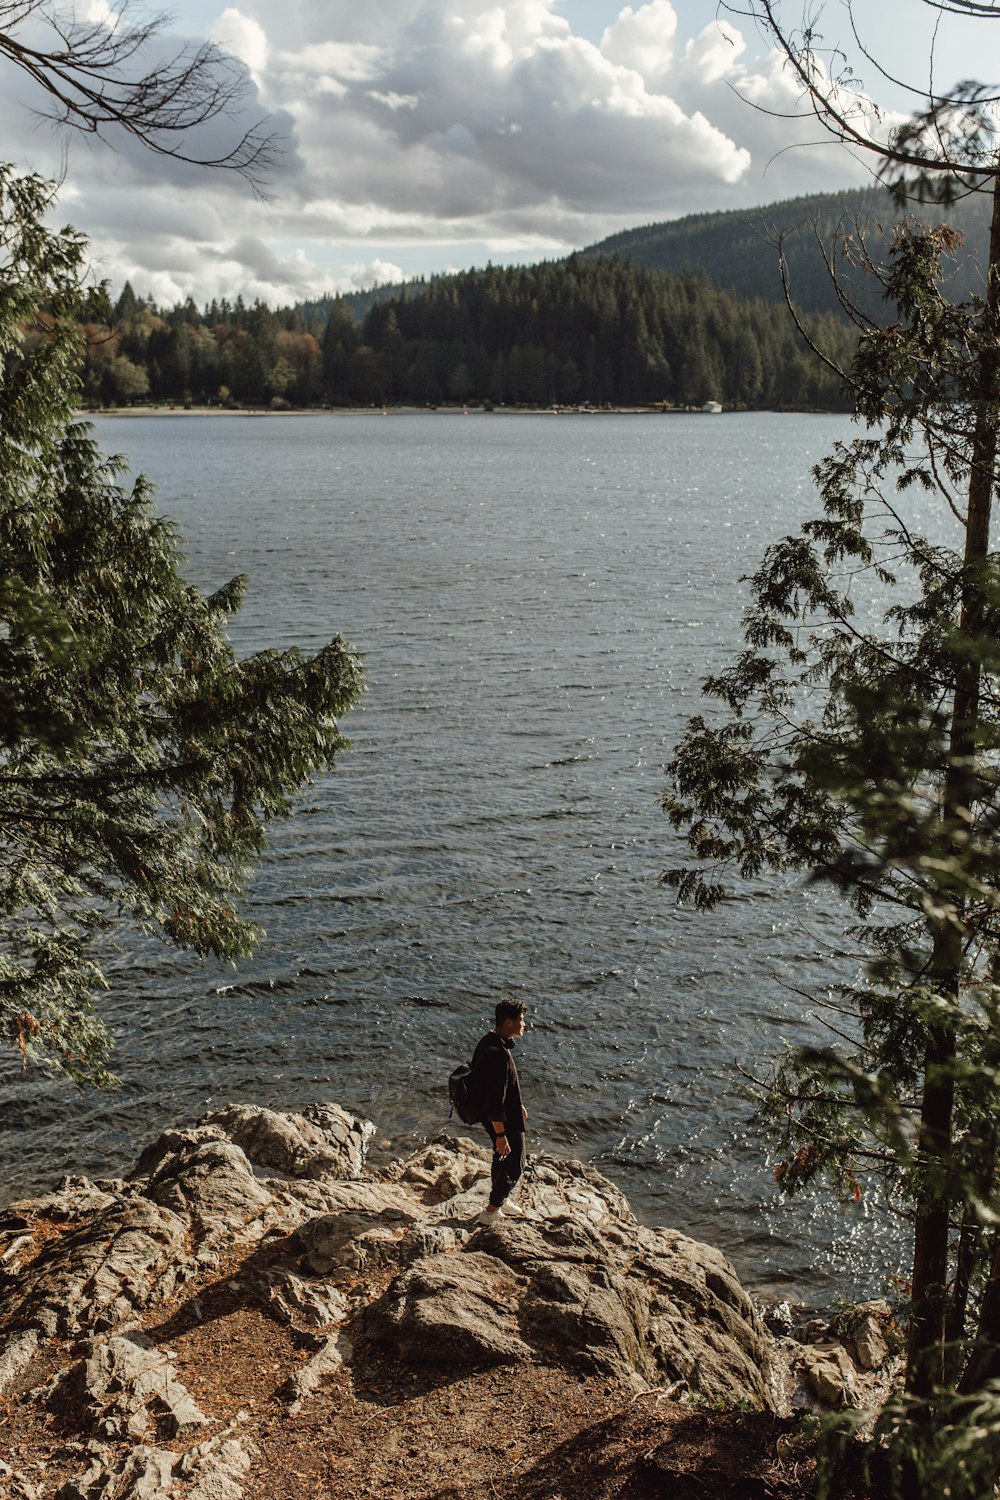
[576,183,991,318]
[312,183,991,327]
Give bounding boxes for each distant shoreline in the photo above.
[79,402,739,419]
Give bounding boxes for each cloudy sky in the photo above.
[3,0,998,306]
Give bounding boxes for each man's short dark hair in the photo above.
[495,997,525,1026]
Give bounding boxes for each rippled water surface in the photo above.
[1,410,907,1303]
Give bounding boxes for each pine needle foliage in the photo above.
[667,3,1000,1486]
[0,167,364,1086]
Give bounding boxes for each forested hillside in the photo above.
[588,185,993,318]
[83,255,855,411]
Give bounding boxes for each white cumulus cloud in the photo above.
[0,0,877,304]
[209,7,269,75]
[601,0,678,84]
[344,257,406,288]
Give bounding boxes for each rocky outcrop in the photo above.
[769,1299,900,1415]
[39,1332,210,1441]
[364,1202,774,1406]
[0,1101,780,1498]
[51,1421,255,1500]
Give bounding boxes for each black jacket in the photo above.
[472,1030,523,1133]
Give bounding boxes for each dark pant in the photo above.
[485,1125,524,1207]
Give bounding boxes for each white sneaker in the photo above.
[477,1202,524,1225]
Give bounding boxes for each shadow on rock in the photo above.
[1,1102,788,1500]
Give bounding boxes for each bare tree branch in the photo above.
[723,0,1000,196]
[0,0,277,188]
[924,1,1000,16]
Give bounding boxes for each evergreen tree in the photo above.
[82,252,856,412]
[668,2,1000,1489]
[113,282,139,324]
[321,299,359,404]
[0,166,364,1084]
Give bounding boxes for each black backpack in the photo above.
[447,1061,481,1125]
[448,1036,503,1125]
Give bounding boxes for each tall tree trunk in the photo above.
[959,1234,1000,1393]
[945,1219,980,1381]
[907,931,960,1396]
[905,168,1000,1398]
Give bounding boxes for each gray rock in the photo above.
[0,1328,40,1396]
[281,1333,351,1412]
[2,1197,190,1338]
[176,1424,257,1500]
[55,1444,176,1500]
[832,1299,893,1372]
[53,1425,256,1500]
[259,1138,778,1407]
[400,1223,467,1260]
[519,1154,636,1227]
[390,1139,491,1203]
[520,1253,653,1388]
[17,1181,118,1222]
[853,1314,889,1372]
[366,1250,533,1366]
[256,1267,349,1328]
[501,1213,772,1405]
[199,1101,374,1182]
[54,1458,110,1500]
[42,1332,209,1440]
[4,1099,781,1498]
[0,1458,42,1499]
[640,1227,775,1402]
[299,1205,418,1275]
[801,1343,858,1408]
[133,1125,234,1179]
[143,1140,276,1259]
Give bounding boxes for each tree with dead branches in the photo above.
[0,0,275,184]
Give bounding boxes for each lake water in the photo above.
[0,410,908,1305]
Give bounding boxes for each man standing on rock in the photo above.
[473,998,528,1224]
